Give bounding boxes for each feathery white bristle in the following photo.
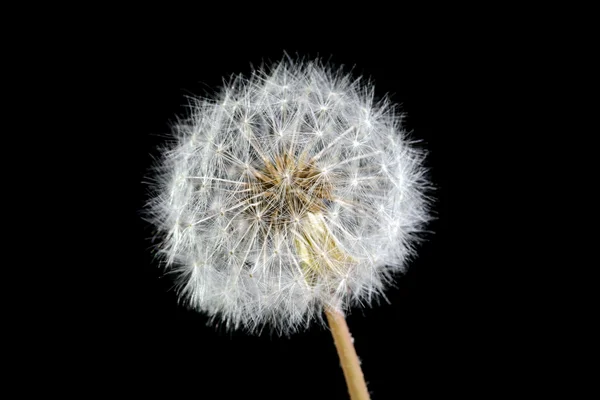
[146,57,431,335]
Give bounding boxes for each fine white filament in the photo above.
[147,58,430,335]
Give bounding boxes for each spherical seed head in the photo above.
[147,57,431,335]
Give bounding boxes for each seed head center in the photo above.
[249,152,333,225]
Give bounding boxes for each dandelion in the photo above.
[146,56,431,399]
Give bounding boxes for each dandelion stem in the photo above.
[325,307,370,400]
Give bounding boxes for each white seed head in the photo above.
[146,57,431,335]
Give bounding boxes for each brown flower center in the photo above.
[249,153,333,225]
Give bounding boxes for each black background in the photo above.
[72,17,497,399]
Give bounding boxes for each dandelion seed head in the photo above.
[146,57,431,335]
